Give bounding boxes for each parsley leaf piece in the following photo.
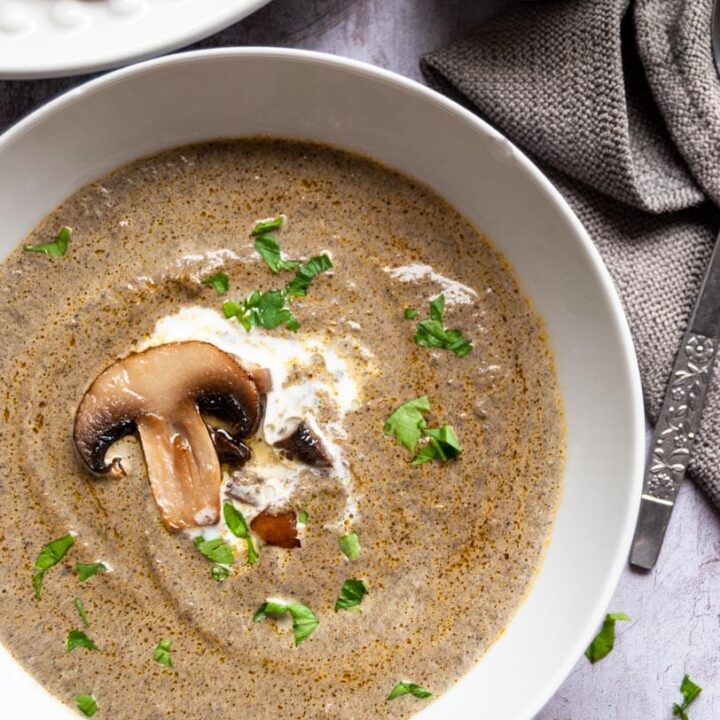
[383,396,431,452]
[201,271,229,296]
[24,226,71,257]
[222,299,247,323]
[223,501,249,537]
[384,398,462,465]
[298,510,308,525]
[410,439,444,466]
[74,694,98,717]
[428,294,445,321]
[403,308,418,320]
[193,536,234,566]
[74,597,90,627]
[423,425,462,456]
[154,639,173,668]
[411,425,463,466]
[223,290,299,332]
[252,216,284,236]
[386,682,432,701]
[339,531,360,561]
[67,630,99,652]
[255,235,300,273]
[414,293,473,357]
[673,674,702,719]
[211,565,230,582]
[585,612,631,663]
[222,501,259,565]
[335,579,368,612]
[256,290,296,329]
[253,600,319,645]
[285,254,333,297]
[75,562,107,582]
[33,534,75,599]
[415,321,473,357]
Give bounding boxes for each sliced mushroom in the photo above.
[225,480,262,507]
[249,367,273,395]
[74,341,263,530]
[207,426,252,466]
[274,418,333,467]
[250,508,301,548]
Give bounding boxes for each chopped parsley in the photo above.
[74,694,98,717]
[285,255,333,297]
[224,213,332,332]
[585,612,631,663]
[384,396,462,464]
[254,600,319,645]
[414,294,472,357]
[193,535,234,578]
[673,675,702,719]
[252,216,285,236]
[383,396,431,452]
[223,290,299,332]
[33,534,75,599]
[75,562,107,582]
[222,501,259,565]
[298,509,309,525]
[254,235,300,273]
[386,682,432,701]
[211,565,230,582]
[154,639,173,668]
[339,531,360,561]
[67,630,98,652]
[201,271,229,296]
[335,579,367,611]
[410,424,462,466]
[24,226,71,257]
[74,597,90,627]
[403,308,418,320]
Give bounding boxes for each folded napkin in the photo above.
[422,0,720,508]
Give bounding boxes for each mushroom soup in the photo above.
[0,139,564,719]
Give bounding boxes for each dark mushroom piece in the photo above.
[73,341,263,530]
[207,426,252,466]
[274,418,333,467]
[250,508,301,549]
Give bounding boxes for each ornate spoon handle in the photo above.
[630,237,720,570]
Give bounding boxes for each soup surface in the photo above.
[0,139,564,719]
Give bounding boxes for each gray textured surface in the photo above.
[0,1,717,718]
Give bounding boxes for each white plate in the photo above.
[0,49,645,719]
[0,0,272,79]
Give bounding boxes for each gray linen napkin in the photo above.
[422,0,720,508]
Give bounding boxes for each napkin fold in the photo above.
[422,0,720,507]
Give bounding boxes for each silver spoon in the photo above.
[630,2,720,568]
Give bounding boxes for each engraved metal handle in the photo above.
[647,334,715,501]
[630,235,720,569]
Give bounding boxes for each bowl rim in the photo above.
[0,47,646,719]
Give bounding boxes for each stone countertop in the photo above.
[1,1,718,718]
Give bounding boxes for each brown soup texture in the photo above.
[0,139,564,719]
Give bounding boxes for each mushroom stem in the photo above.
[136,403,221,530]
[73,341,266,531]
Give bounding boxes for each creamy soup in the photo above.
[0,139,564,719]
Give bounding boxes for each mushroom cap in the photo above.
[73,341,262,529]
[274,418,333,467]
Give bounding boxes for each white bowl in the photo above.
[0,49,644,720]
